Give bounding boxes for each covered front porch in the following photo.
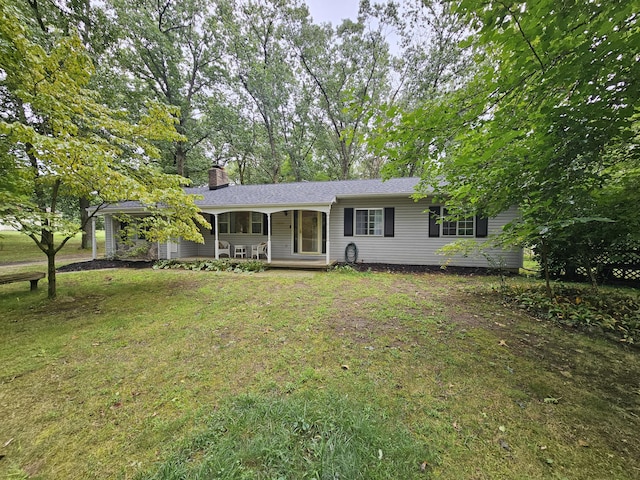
[184,207,333,266]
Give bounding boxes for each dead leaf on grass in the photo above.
[341,364,349,370]
[420,461,429,471]
[578,439,590,448]
[3,438,13,448]
[498,340,508,347]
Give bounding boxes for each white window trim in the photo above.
[218,212,230,234]
[441,210,475,237]
[220,212,263,235]
[296,210,323,254]
[250,212,264,235]
[354,208,384,236]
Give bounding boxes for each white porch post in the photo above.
[214,213,219,260]
[325,210,330,266]
[91,217,97,260]
[167,240,171,260]
[267,213,272,263]
[110,216,118,257]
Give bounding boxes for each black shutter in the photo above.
[293,210,299,253]
[476,215,488,238]
[322,213,327,253]
[263,214,269,235]
[210,214,216,235]
[384,207,395,237]
[344,208,354,236]
[428,206,441,237]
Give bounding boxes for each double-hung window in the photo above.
[442,209,474,237]
[218,213,230,234]
[355,208,383,236]
[218,212,263,234]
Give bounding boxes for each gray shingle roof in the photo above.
[98,177,422,213]
[187,177,421,208]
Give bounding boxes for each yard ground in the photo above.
[0,266,639,479]
[0,230,105,265]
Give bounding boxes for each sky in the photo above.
[305,0,360,25]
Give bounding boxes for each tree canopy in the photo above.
[375,0,639,285]
[0,0,209,298]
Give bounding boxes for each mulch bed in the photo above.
[339,262,513,276]
[57,259,508,276]
[57,259,154,272]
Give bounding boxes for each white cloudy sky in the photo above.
[305,0,360,25]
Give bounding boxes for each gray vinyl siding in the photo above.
[175,202,522,269]
[329,198,522,269]
[178,240,198,258]
[270,211,297,259]
[179,222,271,258]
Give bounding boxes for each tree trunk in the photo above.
[47,250,57,299]
[175,142,187,177]
[541,239,552,298]
[80,197,91,249]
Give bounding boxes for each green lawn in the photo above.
[0,268,638,479]
[0,230,105,264]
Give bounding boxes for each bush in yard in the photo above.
[500,284,640,345]
[153,259,266,273]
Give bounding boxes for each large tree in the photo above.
[298,15,392,179]
[108,0,225,183]
[376,0,639,287]
[20,0,119,249]
[215,0,317,184]
[0,1,209,298]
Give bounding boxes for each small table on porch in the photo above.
[234,245,247,258]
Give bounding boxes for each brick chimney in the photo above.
[208,165,229,190]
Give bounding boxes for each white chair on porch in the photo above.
[218,240,231,258]
[251,242,268,260]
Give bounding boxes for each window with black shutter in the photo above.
[344,208,354,236]
[428,206,441,237]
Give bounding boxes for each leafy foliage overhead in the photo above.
[0,0,209,297]
[379,0,638,229]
